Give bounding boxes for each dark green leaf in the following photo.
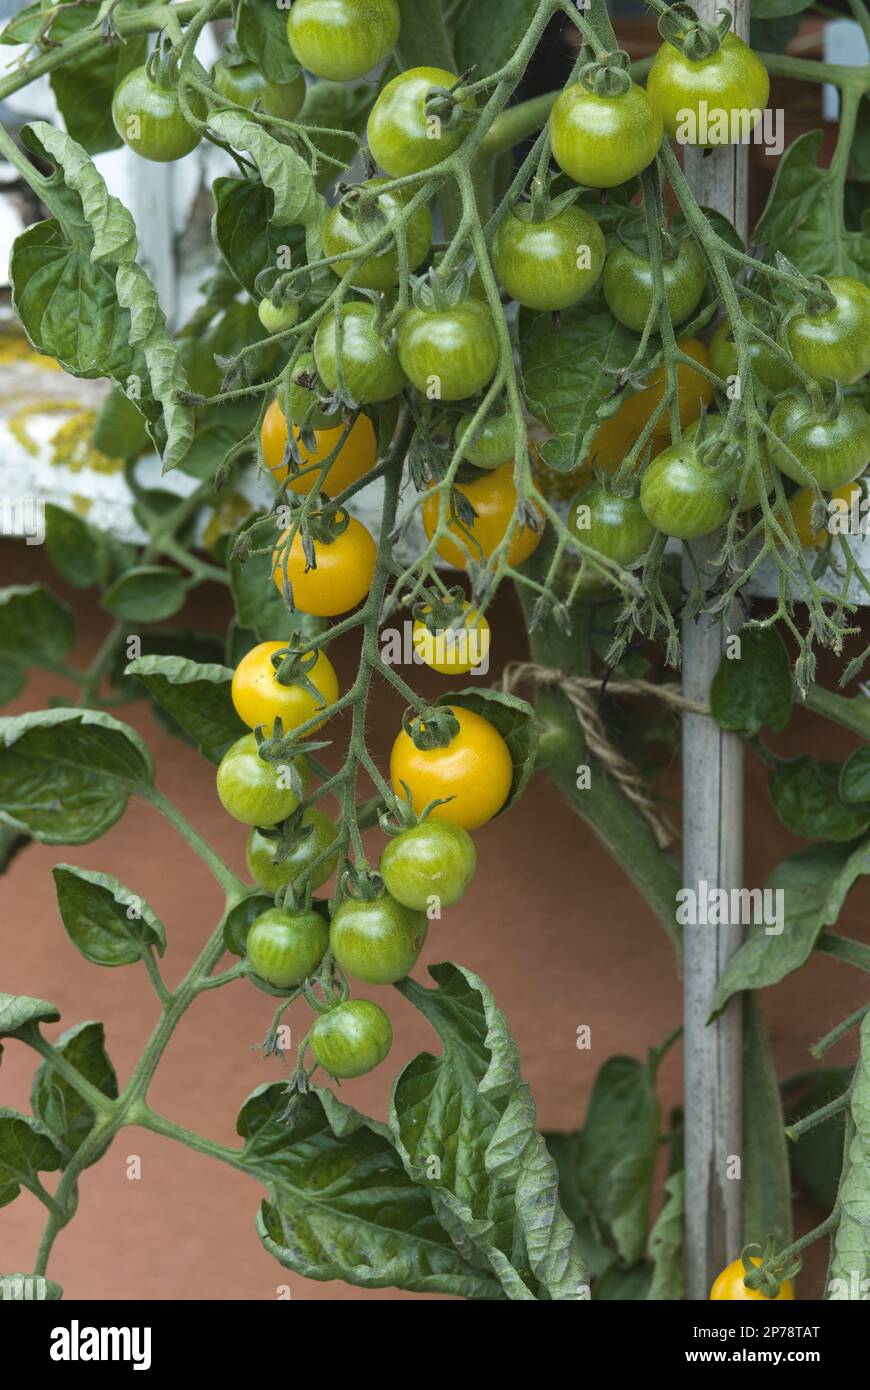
[228,514,291,641]
[394,963,588,1300]
[840,748,870,806]
[208,112,322,228]
[0,708,153,844]
[0,822,28,873]
[0,663,25,704]
[753,131,870,279]
[0,586,75,669]
[827,1012,870,1298]
[0,994,60,1039]
[53,864,166,966]
[108,628,225,703]
[452,0,539,78]
[0,1111,63,1207]
[240,1083,502,1296]
[770,757,870,842]
[710,838,870,1015]
[595,1261,653,1300]
[437,687,538,814]
[212,176,307,297]
[742,997,793,1250]
[232,0,301,82]
[750,13,800,50]
[223,893,275,957]
[786,1069,850,1209]
[710,628,794,736]
[646,1172,684,1299]
[51,32,147,154]
[125,655,243,764]
[751,0,815,16]
[102,566,189,623]
[31,1021,118,1162]
[91,386,152,460]
[298,81,375,189]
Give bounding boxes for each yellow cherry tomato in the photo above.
[422,463,543,570]
[261,400,377,498]
[272,517,377,617]
[231,640,340,735]
[710,1257,795,1301]
[781,481,863,549]
[412,604,491,675]
[618,336,715,439]
[390,705,512,830]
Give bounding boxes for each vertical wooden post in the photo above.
[681,0,749,1300]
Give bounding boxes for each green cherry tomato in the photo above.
[288,352,340,429]
[456,411,516,468]
[491,205,606,312]
[768,394,870,490]
[710,309,801,394]
[246,810,340,893]
[322,178,433,291]
[640,440,732,539]
[287,0,400,82]
[329,891,427,984]
[367,66,476,178]
[112,66,206,162]
[313,301,406,404]
[380,821,477,912]
[258,299,300,333]
[568,482,655,565]
[212,57,306,120]
[246,907,328,989]
[785,276,870,386]
[603,238,706,333]
[647,34,769,144]
[680,418,775,513]
[398,298,499,401]
[216,733,308,827]
[549,80,663,189]
[310,999,393,1079]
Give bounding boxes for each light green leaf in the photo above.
[710,628,794,736]
[0,994,60,1039]
[208,111,322,228]
[102,566,189,622]
[827,1012,870,1298]
[52,864,166,966]
[646,1173,684,1300]
[754,131,870,279]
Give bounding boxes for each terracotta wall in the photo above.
[1,542,867,1299]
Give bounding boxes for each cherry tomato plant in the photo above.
[0,0,868,1308]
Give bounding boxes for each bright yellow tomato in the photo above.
[618,336,715,439]
[231,640,340,734]
[422,463,543,570]
[272,516,377,617]
[710,1258,794,1302]
[261,400,377,498]
[412,604,491,675]
[781,481,863,549]
[390,705,512,829]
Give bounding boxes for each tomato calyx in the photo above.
[657,3,732,62]
[422,70,477,134]
[268,638,331,708]
[739,1241,801,1299]
[402,703,461,751]
[144,32,184,92]
[410,264,473,313]
[381,778,456,834]
[411,584,469,636]
[576,47,633,98]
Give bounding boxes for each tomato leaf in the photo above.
[827,1012,870,1299]
[785,1068,851,1210]
[709,837,870,1016]
[646,1172,685,1300]
[102,566,189,623]
[240,1082,502,1297]
[222,893,276,958]
[742,997,793,1252]
[207,112,322,228]
[212,176,307,297]
[518,289,639,472]
[10,123,194,470]
[0,586,75,675]
[394,962,588,1300]
[770,757,870,842]
[30,1021,118,1164]
[753,130,870,279]
[52,864,167,967]
[0,708,154,844]
[840,747,870,805]
[437,686,538,814]
[298,81,375,190]
[125,655,243,765]
[750,0,814,15]
[710,628,794,736]
[451,0,540,78]
[232,0,301,83]
[0,1111,63,1208]
[228,514,293,641]
[0,994,60,1039]
[44,504,136,592]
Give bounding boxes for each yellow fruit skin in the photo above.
[390,705,513,830]
[231,640,339,734]
[709,1258,795,1301]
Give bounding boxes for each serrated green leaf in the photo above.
[0,586,75,671]
[710,837,870,1015]
[208,111,322,228]
[394,963,588,1300]
[754,130,870,279]
[102,566,189,622]
[0,994,61,1038]
[239,1083,501,1297]
[710,628,794,736]
[0,708,153,844]
[31,1021,118,1163]
[438,687,538,814]
[52,864,166,966]
[0,1110,63,1206]
[125,655,243,764]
